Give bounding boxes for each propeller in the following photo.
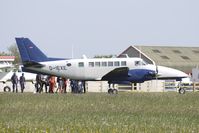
[147,64,159,79]
[155,64,159,78]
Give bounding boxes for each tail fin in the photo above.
[16,38,48,62]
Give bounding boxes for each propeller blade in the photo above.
[156,65,158,74]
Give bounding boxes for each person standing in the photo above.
[11,72,18,93]
[42,75,49,93]
[19,73,26,93]
[35,74,42,93]
[56,77,63,93]
[62,78,67,93]
[49,76,55,93]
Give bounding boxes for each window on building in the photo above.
[108,61,113,67]
[121,61,127,66]
[89,62,94,67]
[114,61,120,66]
[78,62,84,67]
[102,62,107,67]
[160,56,170,59]
[181,56,190,60]
[173,50,181,54]
[95,62,100,67]
[152,49,161,53]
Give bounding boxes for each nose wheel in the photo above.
[179,88,185,94]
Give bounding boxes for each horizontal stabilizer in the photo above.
[23,61,45,68]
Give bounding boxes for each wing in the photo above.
[102,67,129,80]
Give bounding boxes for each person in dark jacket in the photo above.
[19,73,25,93]
[35,74,42,93]
[11,72,18,93]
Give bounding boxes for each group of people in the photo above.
[11,73,86,93]
[35,74,68,93]
[70,80,85,93]
[11,72,25,93]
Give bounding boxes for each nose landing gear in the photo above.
[178,88,185,94]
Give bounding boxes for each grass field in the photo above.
[0,92,199,133]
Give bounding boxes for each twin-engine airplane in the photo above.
[16,38,188,93]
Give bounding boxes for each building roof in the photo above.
[119,46,199,73]
[0,56,15,61]
[0,56,15,59]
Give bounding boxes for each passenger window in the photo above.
[114,61,120,66]
[102,62,107,67]
[95,62,100,67]
[108,61,113,67]
[121,61,126,66]
[89,62,94,67]
[78,62,84,67]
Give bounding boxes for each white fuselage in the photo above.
[26,57,187,81]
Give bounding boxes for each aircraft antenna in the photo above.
[72,44,74,58]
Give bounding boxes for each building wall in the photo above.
[87,80,165,92]
[118,80,165,92]
[86,81,109,92]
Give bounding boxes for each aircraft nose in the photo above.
[157,66,188,78]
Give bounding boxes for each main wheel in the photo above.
[179,88,185,94]
[108,89,113,94]
[113,89,118,94]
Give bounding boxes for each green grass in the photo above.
[0,92,199,132]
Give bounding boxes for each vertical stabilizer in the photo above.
[15,38,48,62]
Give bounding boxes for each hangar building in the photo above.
[119,46,199,73]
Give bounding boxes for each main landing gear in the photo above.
[108,82,118,94]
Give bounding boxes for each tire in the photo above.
[179,88,185,94]
[4,86,11,92]
[108,89,113,94]
[113,89,118,94]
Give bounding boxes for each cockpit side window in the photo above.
[135,61,141,66]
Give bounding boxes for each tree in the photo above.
[7,44,21,64]
[0,51,10,56]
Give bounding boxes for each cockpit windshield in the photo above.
[142,60,148,65]
[135,60,148,66]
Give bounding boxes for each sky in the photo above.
[0,0,199,58]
